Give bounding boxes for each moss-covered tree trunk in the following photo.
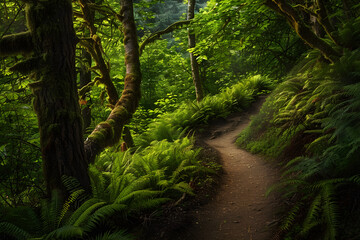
[26,0,90,195]
[84,0,142,163]
[1,0,143,195]
[187,0,203,102]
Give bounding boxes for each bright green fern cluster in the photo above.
[91,137,205,203]
[137,74,273,148]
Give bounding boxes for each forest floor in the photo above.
[178,96,281,240]
[143,97,282,240]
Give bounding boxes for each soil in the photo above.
[142,97,282,240]
[184,97,281,240]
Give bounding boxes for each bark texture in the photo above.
[25,0,91,194]
[84,0,141,163]
[187,0,203,102]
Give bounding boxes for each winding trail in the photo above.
[183,97,281,240]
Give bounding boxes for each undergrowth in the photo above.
[237,49,360,239]
[0,74,273,239]
[136,74,273,148]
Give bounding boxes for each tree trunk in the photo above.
[79,48,92,133]
[122,126,135,149]
[187,0,203,102]
[26,0,91,195]
[84,0,142,163]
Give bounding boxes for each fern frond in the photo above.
[83,203,127,232]
[58,189,85,226]
[113,176,152,202]
[306,134,332,153]
[41,190,63,233]
[0,222,32,240]
[284,156,305,168]
[321,184,338,240]
[171,182,194,195]
[61,175,83,194]
[281,201,304,231]
[72,201,107,227]
[349,175,360,184]
[43,225,83,240]
[266,179,307,196]
[301,193,322,235]
[299,219,322,238]
[65,198,101,226]
[89,164,109,200]
[311,178,347,190]
[115,189,161,204]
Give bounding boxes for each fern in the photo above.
[63,198,97,226]
[0,222,31,240]
[281,201,304,231]
[58,189,85,226]
[41,190,63,233]
[43,225,83,240]
[115,189,161,204]
[83,203,127,232]
[321,184,338,240]
[89,165,109,200]
[71,201,107,227]
[266,179,307,197]
[300,193,322,236]
[170,182,194,195]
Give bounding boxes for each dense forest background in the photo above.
[0,0,359,239]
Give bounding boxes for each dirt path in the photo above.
[182,97,280,240]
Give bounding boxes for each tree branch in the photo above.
[265,0,341,63]
[78,0,119,106]
[0,31,33,57]
[84,0,142,163]
[139,20,190,55]
[315,0,341,46]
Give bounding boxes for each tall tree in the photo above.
[0,0,142,195]
[0,0,91,195]
[187,0,203,102]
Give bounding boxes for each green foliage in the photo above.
[130,93,181,135]
[191,0,307,81]
[267,175,360,240]
[0,189,134,240]
[137,74,273,148]
[0,70,43,207]
[92,137,204,202]
[238,46,360,238]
